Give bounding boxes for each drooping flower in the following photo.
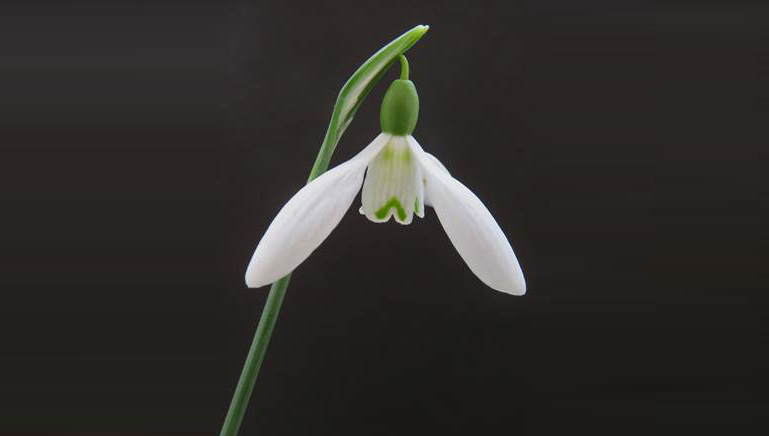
[246,57,525,295]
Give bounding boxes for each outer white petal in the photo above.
[423,152,450,175]
[246,133,391,288]
[407,136,526,295]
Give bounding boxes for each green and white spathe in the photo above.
[246,57,525,295]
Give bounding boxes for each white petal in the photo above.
[246,133,391,288]
[407,136,526,295]
[424,152,450,175]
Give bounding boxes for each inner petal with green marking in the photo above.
[360,135,424,224]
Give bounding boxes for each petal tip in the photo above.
[244,275,259,289]
[244,262,270,289]
[245,277,269,289]
[477,266,526,296]
[492,284,526,296]
[499,276,526,296]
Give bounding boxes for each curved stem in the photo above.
[219,25,429,436]
[399,54,410,80]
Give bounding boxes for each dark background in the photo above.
[2,0,767,434]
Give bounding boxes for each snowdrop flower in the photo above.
[246,57,525,295]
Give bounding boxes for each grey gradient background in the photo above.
[1,0,767,434]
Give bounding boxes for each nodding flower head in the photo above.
[246,56,525,295]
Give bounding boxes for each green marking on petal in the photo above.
[402,148,412,163]
[375,197,407,221]
[381,146,394,160]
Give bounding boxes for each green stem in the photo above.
[219,25,429,436]
[398,55,409,80]
[219,275,290,436]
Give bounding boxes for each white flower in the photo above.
[245,132,526,295]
